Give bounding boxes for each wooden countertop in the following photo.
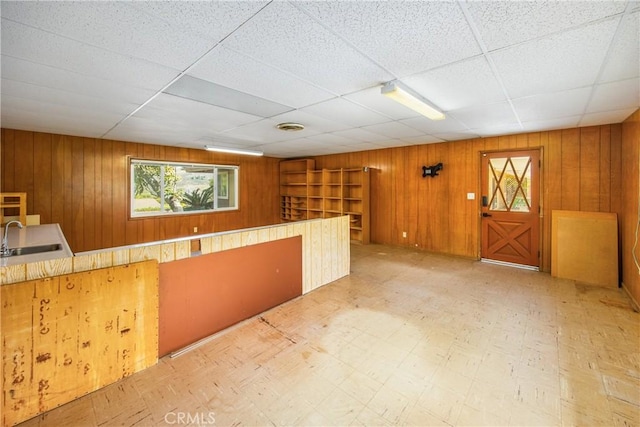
[0,223,73,267]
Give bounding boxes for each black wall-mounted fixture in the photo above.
[422,163,443,178]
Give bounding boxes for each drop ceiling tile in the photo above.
[300,98,389,128]
[400,135,445,145]
[432,132,481,141]
[520,116,581,133]
[220,119,320,144]
[587,78,640,113]
[369,139,410,149]
[301,133,354,145]
[267,110,351,134]
[360,121,424,139]
[337,143,381,153]
[400,115,471,134]
[187,46,334,108]
[579,107,637,127]
[404,56,506,111]
[470,123,525,138]
[600,12,640,83]
[297,1,481,77]
[491,18,619,99]
[331,128,390,143]
[1,95,124,137]
[511,87,592,122]
[195,135,268,148]
[2,1,212,69]
[129,1,269,43]
[1,56,156,105]
[221,1,392,94]
[466,1,626,50]
[1,79,140,116]
[343,86,420,120]
[106,125,206,147]
[449,101,519,129]
[1,20,180,91]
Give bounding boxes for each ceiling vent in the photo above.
[276,122,305,132]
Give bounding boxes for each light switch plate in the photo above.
[467,193,475,200]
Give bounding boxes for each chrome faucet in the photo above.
[1,220,23,256]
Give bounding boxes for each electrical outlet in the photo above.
[402,231,407,238]
[193,227,198,233]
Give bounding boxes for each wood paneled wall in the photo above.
[0,129,281,253]
[621,110,640,307]
[312,124,623,273]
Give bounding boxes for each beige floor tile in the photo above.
[397,352,441,382]
[14,243,640,427]
[430,366,474,395]
[315,386,365,425]
[352,406,394,426]
[401,403,450,426]
[337,370,383,405]
[417,384,465,425]
[368,383,415,425]
[560,399,614,426]
[455,403,510,426]
[509,401,561,426]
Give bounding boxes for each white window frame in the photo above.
[130,159,239,218]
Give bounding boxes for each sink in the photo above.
[2,243,62,257]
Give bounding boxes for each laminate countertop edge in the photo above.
[0,223,73,267]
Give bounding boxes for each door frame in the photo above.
[477,147,544,270]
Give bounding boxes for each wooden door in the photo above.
[481,150,540,268]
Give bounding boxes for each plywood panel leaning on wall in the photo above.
[1,260,159,426]
[551,210,618,288]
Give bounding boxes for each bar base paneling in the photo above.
[158,237,302,356]
[1,260,159,426]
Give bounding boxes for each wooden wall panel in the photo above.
[621,110,640,308]
[579,127,600,212]
[312,123,624,273]
[0,129,281,253]
[561,128,581,211]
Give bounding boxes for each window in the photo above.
[130,159,238,217]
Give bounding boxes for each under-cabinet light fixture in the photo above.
[204,145,263,156]
[381,81,445,121]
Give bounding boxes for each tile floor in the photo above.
[18,244,640,426]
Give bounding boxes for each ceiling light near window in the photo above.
[381,81,445,121]
[204,145,263,156]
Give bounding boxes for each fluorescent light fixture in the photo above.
[204,145,263,156]
[381,81,445,121]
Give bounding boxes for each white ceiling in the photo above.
[1,1,638,158]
